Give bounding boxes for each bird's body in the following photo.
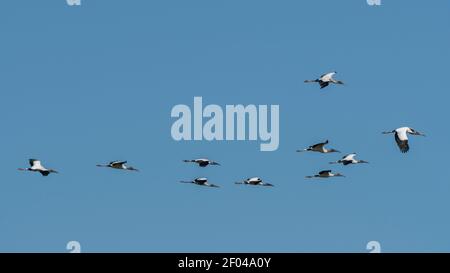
[96,161,139,171]
[180,177,220,188]
[382,127,425,153]
[183,158,220,167]
[304,72,344,89]
[330,153,369,165]
[18,159,58,176]
[305,170,345,179]
[297,140,340,154]
[235,177,274,187]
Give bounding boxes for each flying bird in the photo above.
[382,127,426,153]
[235,177,274,187]
[304,71,344,89]
[305,170,345,179]
[96,160,139,171]
[180,177,220,188]
[330,153,369,165]
[297,140,340,154]
[18,159,59,176]
[183,158,220,167]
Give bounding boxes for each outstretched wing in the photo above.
[29,159,44,170]
[395,133,409,153]
[110,161,127,166]
[319,170,332,175]
[29,159,39,167]
[311,140,328,149]
[319,81,329,89]
[343,153,356,160]
[40,170,50,176]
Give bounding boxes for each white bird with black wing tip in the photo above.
[235,177,274,187]
[330,153,369,166]
[18,159,59,176]
[382,127,426,153]
[304,71,344,89]
[96,160,139,171]
[305,170,345,179]
[180,177,220,188]
[183,158,220,167]
[297,140,340,154]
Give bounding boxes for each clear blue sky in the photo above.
[0,0,449,253]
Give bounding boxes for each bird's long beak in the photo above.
[417,132,426,137]
[382,131,393,134]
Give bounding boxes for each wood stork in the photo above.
[305,170,345,179]
[180,177,220,188]
[235,177,274,187]
[297,140,340,154]
[18,159,59,176]
[330,153,369,165]
[96,161,139,171]
[304,71,344,89]
[183,158,220,167]
[382,127,426,153]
